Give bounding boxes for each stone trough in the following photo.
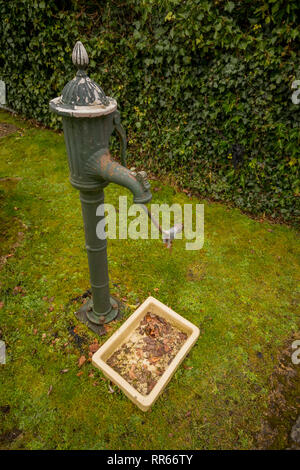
[92,297,200,411]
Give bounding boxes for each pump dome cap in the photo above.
[49,41,117,117]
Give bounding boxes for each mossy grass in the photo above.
[0,110,299,449]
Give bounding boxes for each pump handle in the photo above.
[113,111,127,168]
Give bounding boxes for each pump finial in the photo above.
[72,41,89,70]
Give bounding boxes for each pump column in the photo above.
[78,189,119,325]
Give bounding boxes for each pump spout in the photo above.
[85,149,152,204]
[140,204,183,250]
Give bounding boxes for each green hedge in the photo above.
[1,0,299,225]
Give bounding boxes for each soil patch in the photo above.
[0,178,26,270]
[0,122,18,138]
[255,332,300,449]
[0,428,22,444]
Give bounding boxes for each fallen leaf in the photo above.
[89,342,99,353]
[183,364,193,370]
[104,324,112,333]
[60,369,69,374]
[47,385,53,396]
[13,286,24,295]
[78,355,86,367]
[76,371,83,377]
[108,384,115,393]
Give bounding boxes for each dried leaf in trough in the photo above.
[129,365,136,379]
[149,357,160,363]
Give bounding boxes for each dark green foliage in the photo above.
[0,0,299,224]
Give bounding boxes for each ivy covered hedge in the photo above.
[1,0,299,225]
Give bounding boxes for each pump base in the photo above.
[75,296,122,336]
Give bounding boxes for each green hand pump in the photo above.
[50,41,152,334]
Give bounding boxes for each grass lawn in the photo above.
[0,110,299,450]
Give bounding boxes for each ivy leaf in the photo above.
[225,2,235,13]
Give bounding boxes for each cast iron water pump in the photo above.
[50,41,182,334]
[50,41,153,333]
